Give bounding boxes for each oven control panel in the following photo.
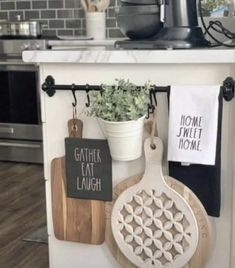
[20,40,48,51]
[0,39,49,58]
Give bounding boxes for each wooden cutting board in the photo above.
[105,173,213,268]
[51,119,105,244]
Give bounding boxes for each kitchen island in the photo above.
[23,47,235,268]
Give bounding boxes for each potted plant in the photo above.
[88,78,150,161]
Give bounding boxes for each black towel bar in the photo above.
[41,75,234,102]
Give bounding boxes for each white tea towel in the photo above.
[167,85,221,165]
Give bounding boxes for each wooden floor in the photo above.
[0,162,49,268]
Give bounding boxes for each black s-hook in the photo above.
[71,84,77,107]
[85,84,90,107]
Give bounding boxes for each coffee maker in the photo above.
[115,0,209,49]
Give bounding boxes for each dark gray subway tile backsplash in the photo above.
[9,11,24,21]
[16,1,31,10]
[49,19,64,28]
[65,0,80,9]
[25,10,40,20]
[65,19,81,29]
[0,11,8,20]
[0,0,122,38]
[48,0,64,9]
[57,29,73,36]
[32,1,48,10]
[57,9,74,19]
[41,9,56,19]
[1,2,15,11]
[106,18,117,28]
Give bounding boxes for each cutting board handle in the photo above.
[67,119,83,138]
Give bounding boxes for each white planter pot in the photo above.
[98,116,145,161]
[86,12,106,40]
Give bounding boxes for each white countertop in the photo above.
[23,45,235,64]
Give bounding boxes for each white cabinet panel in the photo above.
[41,63,235,268]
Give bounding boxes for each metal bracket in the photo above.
[41,75,56,97]
[222,76,234,102]
[41,75,101,97]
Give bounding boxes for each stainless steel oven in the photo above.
[0,39,48,163]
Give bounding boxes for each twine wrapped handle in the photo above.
[150,108,158,150]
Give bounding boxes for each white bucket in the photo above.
[86,12,106,40]
[98,116,145,161]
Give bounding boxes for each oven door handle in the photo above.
[0,61,32,65]
[0,127,14,134]
[0,142,41,149]
[0,62,37,71]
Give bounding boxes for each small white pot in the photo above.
[98,116,145,161]
[86,12,106,40]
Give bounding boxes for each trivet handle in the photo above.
[141,137,166,187]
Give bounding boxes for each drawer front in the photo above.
[0,123,42,140]
[0,139,43,163]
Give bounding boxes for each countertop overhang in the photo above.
[23,46,235,64]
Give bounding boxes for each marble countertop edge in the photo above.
[23,48,235,64]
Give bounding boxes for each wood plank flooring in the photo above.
[0,162,49,268]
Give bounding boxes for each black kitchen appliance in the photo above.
[116,4,162,40]
[115,0,209,49]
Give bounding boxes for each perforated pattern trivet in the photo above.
[111,137,198,268]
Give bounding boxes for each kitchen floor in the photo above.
[0,162,49,268]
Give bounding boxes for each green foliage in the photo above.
[88,79,150,122]
[202,0,229,11]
